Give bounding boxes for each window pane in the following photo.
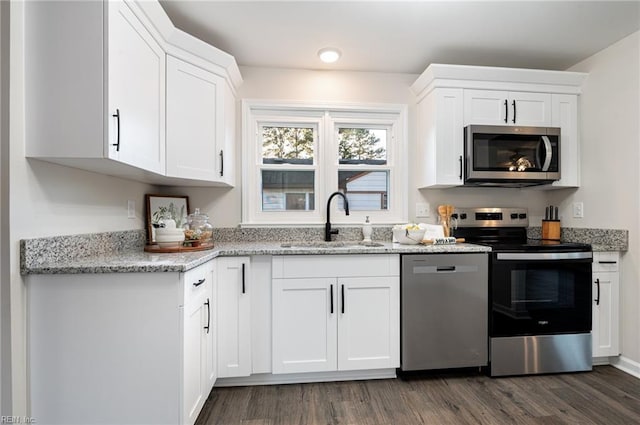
[338,128,387,165]
[262,170,315,211]
[337,170,389,211]
[262,126,314,165]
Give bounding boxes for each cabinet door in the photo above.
[464,89,509,125]
[464,90,551,126]
[592,271,620,357]
[107,0,166,174]
[182,291,208,425]
[217,257,251,378]
[509,92,551,126]
[272,278,338,374]
[551,94,579,187]
[218,81,236,186]
[337,277,399,371]
[205,263,217,390]
[166,56,225,181]
[417,88,464,188]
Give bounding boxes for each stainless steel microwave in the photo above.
[464,125,560,187]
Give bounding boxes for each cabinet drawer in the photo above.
[183,262,212,305]
[593,252,619,272]
[272,255,399,279]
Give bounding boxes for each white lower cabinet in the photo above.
[183,262,217,425]
[27,261,215,425]
[272,255,400,374]
[216,256,252,377]
[592,252,620,358]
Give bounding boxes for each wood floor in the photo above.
[195,366,640,425]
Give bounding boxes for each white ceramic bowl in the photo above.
[155,228,186,247]
[393,228,426,245]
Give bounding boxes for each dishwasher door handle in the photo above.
[411,265,478,274]
[436,266,456,272]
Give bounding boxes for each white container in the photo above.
[362,216,372,242]
[393,228,426,245]
[155,218,186,247]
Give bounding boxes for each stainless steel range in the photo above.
[453,207,593,377]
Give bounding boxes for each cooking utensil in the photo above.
[437,204,454,237]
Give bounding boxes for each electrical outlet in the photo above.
[127,200,136,219]
[572,202,584,218]
[416,202,430,218]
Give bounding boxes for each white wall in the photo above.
[553,32,640,364]
[181,66,549,227]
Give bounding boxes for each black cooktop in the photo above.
[478,239,592,253]
[453,226,592,253]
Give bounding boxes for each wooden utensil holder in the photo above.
[542,220,561,241]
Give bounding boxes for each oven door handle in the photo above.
[496,252,592,261]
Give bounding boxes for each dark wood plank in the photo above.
[195,366,640,425]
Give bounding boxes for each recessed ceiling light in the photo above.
[318,48,341,63]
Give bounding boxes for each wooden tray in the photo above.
[144,243,215,253]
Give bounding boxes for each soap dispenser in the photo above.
[362,216,372,242]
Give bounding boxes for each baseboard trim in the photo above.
[214,369,397,387]
[593,356,615,366]
[611,356,640,379]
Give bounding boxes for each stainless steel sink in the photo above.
[280,241,384,249]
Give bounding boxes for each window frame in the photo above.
[242,100,407,226]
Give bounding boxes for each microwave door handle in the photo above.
[541,135,553,171]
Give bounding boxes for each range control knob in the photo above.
[519,213,527,219]
[510,213,518,219]
[460,213,467,220]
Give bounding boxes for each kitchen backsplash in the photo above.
[213,226,393,242]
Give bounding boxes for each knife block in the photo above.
[542,220,561,241]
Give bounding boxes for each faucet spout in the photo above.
[325,191,350,241]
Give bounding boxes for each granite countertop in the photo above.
[21,225,627,275]
[21,240,491,275]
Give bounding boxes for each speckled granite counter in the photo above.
[21,230,489,275]
[527,227,628,252]
[22,225,627,275]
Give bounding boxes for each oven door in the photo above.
[491,251,592,337]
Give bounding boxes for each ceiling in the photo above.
[159,1,640,74]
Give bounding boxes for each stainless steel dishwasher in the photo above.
[400,253,489,371]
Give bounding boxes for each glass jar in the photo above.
[183,208,214,247]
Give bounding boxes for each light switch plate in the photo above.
[127,200,136,219]
[416,202,430,218]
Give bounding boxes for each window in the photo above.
[243,102,407,225]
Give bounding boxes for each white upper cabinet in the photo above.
[463,90,551,127]
[415,88,464,188]
[551,94,579,187]
[166,56,225,182]
[25,0,241,186]
[411,64,587,189]
[25,0,165,176]
[108,0,166,174]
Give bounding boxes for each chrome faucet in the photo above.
[325,191,350,241]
